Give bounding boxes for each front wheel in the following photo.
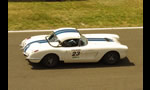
[41,54,59,68]
[102,51,120,65]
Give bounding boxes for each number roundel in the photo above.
[72,51,80,56]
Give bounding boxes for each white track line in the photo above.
[8,27,143,33]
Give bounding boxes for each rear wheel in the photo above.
[41,54,59,68]
[102,51,120,65]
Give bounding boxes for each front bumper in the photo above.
[23,48,41,63]
[26,57,41,63]
[20,39,27,47]
[20,39,41,63]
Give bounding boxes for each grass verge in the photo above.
[8,0,143,30]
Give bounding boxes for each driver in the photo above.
[68,40,77,46]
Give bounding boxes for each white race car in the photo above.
[20,28,128,67]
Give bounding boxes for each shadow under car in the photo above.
[28,57,135,70]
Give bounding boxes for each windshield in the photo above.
[47,32,58,42]
[46,32,60,47]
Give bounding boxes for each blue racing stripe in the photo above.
[55,29,78,35]
[24,40,47,52]
[87,38,113,42]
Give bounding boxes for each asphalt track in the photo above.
[8,29,143,90]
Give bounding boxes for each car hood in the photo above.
[22,35,51,53]
[21,35,49,47]
[26,35,48,44]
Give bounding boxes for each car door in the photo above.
[79,46,99,62]
[60,39,82,62]
[61,39,98,63]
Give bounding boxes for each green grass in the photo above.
[8,0,143,30]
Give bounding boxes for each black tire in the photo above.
[41,54,59,68]
[102,51,120,65]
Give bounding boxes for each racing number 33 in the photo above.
[72,51,80,56]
